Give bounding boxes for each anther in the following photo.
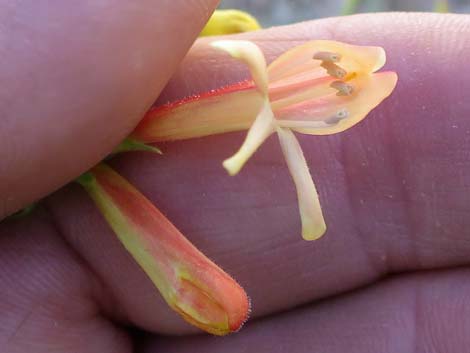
[325,108,349,125]
[330,81,354,96]
[313,51,342,63]
[320,62,347,79]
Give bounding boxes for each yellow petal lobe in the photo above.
[276,128,326,240]
[211,40,269,96]
[268,40,386,83]
[276,71,398,135]
[200,9,261,37]
[223,99,275,175]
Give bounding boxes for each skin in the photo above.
[0,0,219,219]
[1,7,470,353]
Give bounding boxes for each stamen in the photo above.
[330,81,354,96]
[313,51,341,63]
[320,62,347,79]
[325,108,349,125]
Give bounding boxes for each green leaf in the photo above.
[113,138,162,155]
[76,171,95,186]
[8,203,37,220]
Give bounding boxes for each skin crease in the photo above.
[1,10,470,353]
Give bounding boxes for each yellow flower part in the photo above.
[200,9,261,37]
[131,40,397,241]
[209,40,397,240]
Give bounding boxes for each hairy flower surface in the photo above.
[78,164,249,336]
[131,40,397,240]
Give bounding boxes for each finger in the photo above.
[0,212,131,353]
[47,13,470,334]
[0,0,219,218]
[144,269,470,352]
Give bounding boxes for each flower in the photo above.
[77,164,250,336]
[131,40,397,240]
[200,9,261,37]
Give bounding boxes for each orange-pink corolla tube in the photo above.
[131,40,398,241]
[132,40,396,142]
[78,164,249,336]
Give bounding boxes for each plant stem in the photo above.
[434,0,449,13]
[341,0,363,15]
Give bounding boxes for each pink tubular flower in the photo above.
[78,164,249,336]
[131,40,398,241]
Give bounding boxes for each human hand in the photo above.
[2,9,470,353]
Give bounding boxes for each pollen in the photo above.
[325,108,349,125]
[330,81,354,96]
[320,61,347,79]
[313,51,342,63]
[336,108,349,118]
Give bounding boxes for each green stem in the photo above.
[434,0,449,13]
[341,0,363,15]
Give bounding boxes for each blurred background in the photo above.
[219,0,470,26]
